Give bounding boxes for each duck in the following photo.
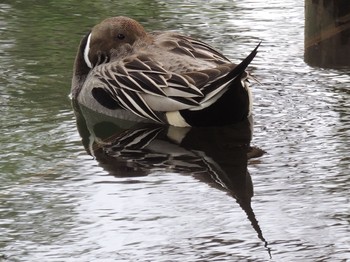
[71,16,260,127]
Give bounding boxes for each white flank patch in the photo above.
[166,111,190,127]
[84,33,93,68]
[242,79,253,116]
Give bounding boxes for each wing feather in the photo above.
[124,57,152,71]
[116,89,163,123]
[90,39,257,121]
[129,72,167,96]
[95,56,206,105]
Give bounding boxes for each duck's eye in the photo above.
[116,34,125,40]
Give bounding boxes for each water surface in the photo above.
[1,0,349,261]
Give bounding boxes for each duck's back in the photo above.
[146,32,233,74]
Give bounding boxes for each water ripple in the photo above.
[1,0,349,261]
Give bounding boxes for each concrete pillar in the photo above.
[304,0,350,68]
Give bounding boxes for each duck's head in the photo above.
[71,16,148,97]
[82,16,148,69]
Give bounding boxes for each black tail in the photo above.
[179,42,261,127]
[226,41,261,80]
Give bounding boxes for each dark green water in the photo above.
[1,1,349,261]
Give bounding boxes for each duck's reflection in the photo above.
[73,102,270,254]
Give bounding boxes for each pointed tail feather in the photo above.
[227,42,261,80]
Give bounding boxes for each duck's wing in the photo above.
[91,55,209,122]
[90,43,259,123]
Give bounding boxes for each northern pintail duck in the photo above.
[71,16,260,127]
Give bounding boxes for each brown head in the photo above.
[71,16,149,97]
[83,16,148,68]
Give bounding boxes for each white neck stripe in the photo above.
[84,33,93,68]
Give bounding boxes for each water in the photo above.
[1,0,349,261]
